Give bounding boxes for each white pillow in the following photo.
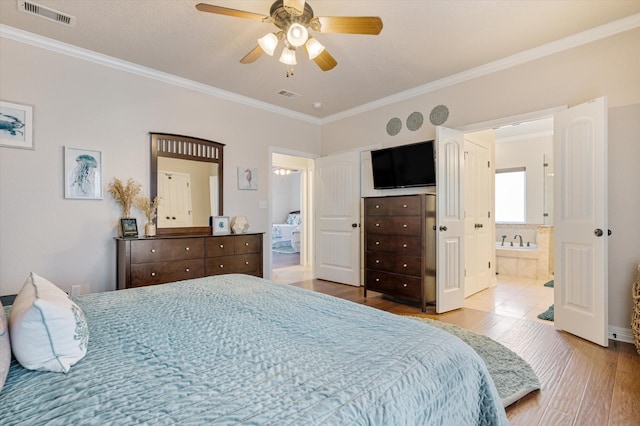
[0,300,10,391]
[9,273,89,373]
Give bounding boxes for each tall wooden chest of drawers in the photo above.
[116,233,263,290]
[364,194,436,311]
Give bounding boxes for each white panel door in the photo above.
[315,151,361,286]
[464,140,491,297]
[157,170,193,228]
[436,127,466,313]
[554,97,608,347]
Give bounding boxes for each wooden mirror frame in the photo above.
[150,132,224,236]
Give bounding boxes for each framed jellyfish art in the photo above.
[64,146,103,200]
[0,100,33,149]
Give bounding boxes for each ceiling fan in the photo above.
[196,0,383,76]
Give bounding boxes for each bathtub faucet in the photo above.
[501,235,507,246]
[514,234,523,247]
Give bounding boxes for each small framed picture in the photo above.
[64,146,103,199]
[0,100,33,149]
[237,167,258,190]
[120,218,138,238]
[212,216,230,235]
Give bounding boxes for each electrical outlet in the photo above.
[70,285,81,296]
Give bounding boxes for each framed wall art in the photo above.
[64,146,103,200]
[0,100,33,149]
[212,216,230,235]
[237,167,258,190]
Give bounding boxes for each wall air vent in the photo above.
[17,0,76,27]
[276,89,301,100]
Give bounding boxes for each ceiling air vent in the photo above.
[276,89,301,100]
[17,0,76,27]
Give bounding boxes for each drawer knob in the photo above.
[375,278,380,282]
[185,247,190,251]
[219,264,224,268]
[219,244,224,248]
[403,224,408,228]
[375,223,380,227]
[403,283,408,287]
[245,261,249,265]
[151,249,156,253]
[245,242,249,246]
[375,259,380,264]
[403,244,407,248]
[185,268,190,272]
[403,204,407,208]
[375,205,380,209]
[151,272,156,277]
[375,241,380,245]
[403,264,407,268]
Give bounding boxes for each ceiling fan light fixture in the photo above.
[305,37,325,59]
[286,22,308,47]
[279,47,297,65]
[258,32,278,56]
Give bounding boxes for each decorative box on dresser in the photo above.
[116,233,263,290]
[364,194,436,311]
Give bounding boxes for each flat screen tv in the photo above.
[371,140,436,189]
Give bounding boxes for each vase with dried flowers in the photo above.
[136,195,161,237]
[107,177,142,219]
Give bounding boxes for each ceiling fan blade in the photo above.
[316,16,383,35]
[240,46,265,64]
[312,49,337,71]
[195,3,267,21]
[283,0,305,16]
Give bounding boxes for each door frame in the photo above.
[268,146,318,280]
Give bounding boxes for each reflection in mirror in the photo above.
[151,133,224,236]
[157,158,219,227]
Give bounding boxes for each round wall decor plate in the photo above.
[386,117,402,136]
[429,105,449,125]
[406,111,424,131]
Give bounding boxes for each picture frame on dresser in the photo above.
[212,216,230,235]
[120,218,138,238]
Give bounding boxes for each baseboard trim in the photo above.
[609,326,635,344]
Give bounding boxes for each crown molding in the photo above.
[2,13,639,127]
[320,13,640,124]
[0,24,322,125]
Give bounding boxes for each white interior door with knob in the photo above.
[314,150,361,286]
[157,170,193,227]
[554,97,608,347]
[436,127,466,313]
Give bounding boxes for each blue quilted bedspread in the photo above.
[1,275,508,425]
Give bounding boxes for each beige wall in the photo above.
[320,29,640,333]
[0,37,320,296]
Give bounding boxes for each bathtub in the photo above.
[495,241,537,250]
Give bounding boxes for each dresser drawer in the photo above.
[130,259,204,287]
[204,253,259,275]
[205,237,235,257]
[365,196,422,216]
[366,234,421,254]
[366,253,421,276]
[234,235,261,254]
[365,270,421,300]
[365,216,421,235]
[131,239,204,263]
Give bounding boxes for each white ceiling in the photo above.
[1,0,639,120]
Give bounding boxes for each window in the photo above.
[495,168,525,223]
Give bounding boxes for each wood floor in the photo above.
[288,279,640,426]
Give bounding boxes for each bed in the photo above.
[1,274,508,425]
[272,212,301,252]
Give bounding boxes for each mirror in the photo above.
[150,133,224,236]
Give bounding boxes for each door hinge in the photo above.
[488,161,490,168]
[488,211,491,218]
[488,261,491,269]
[464,269,467,277]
